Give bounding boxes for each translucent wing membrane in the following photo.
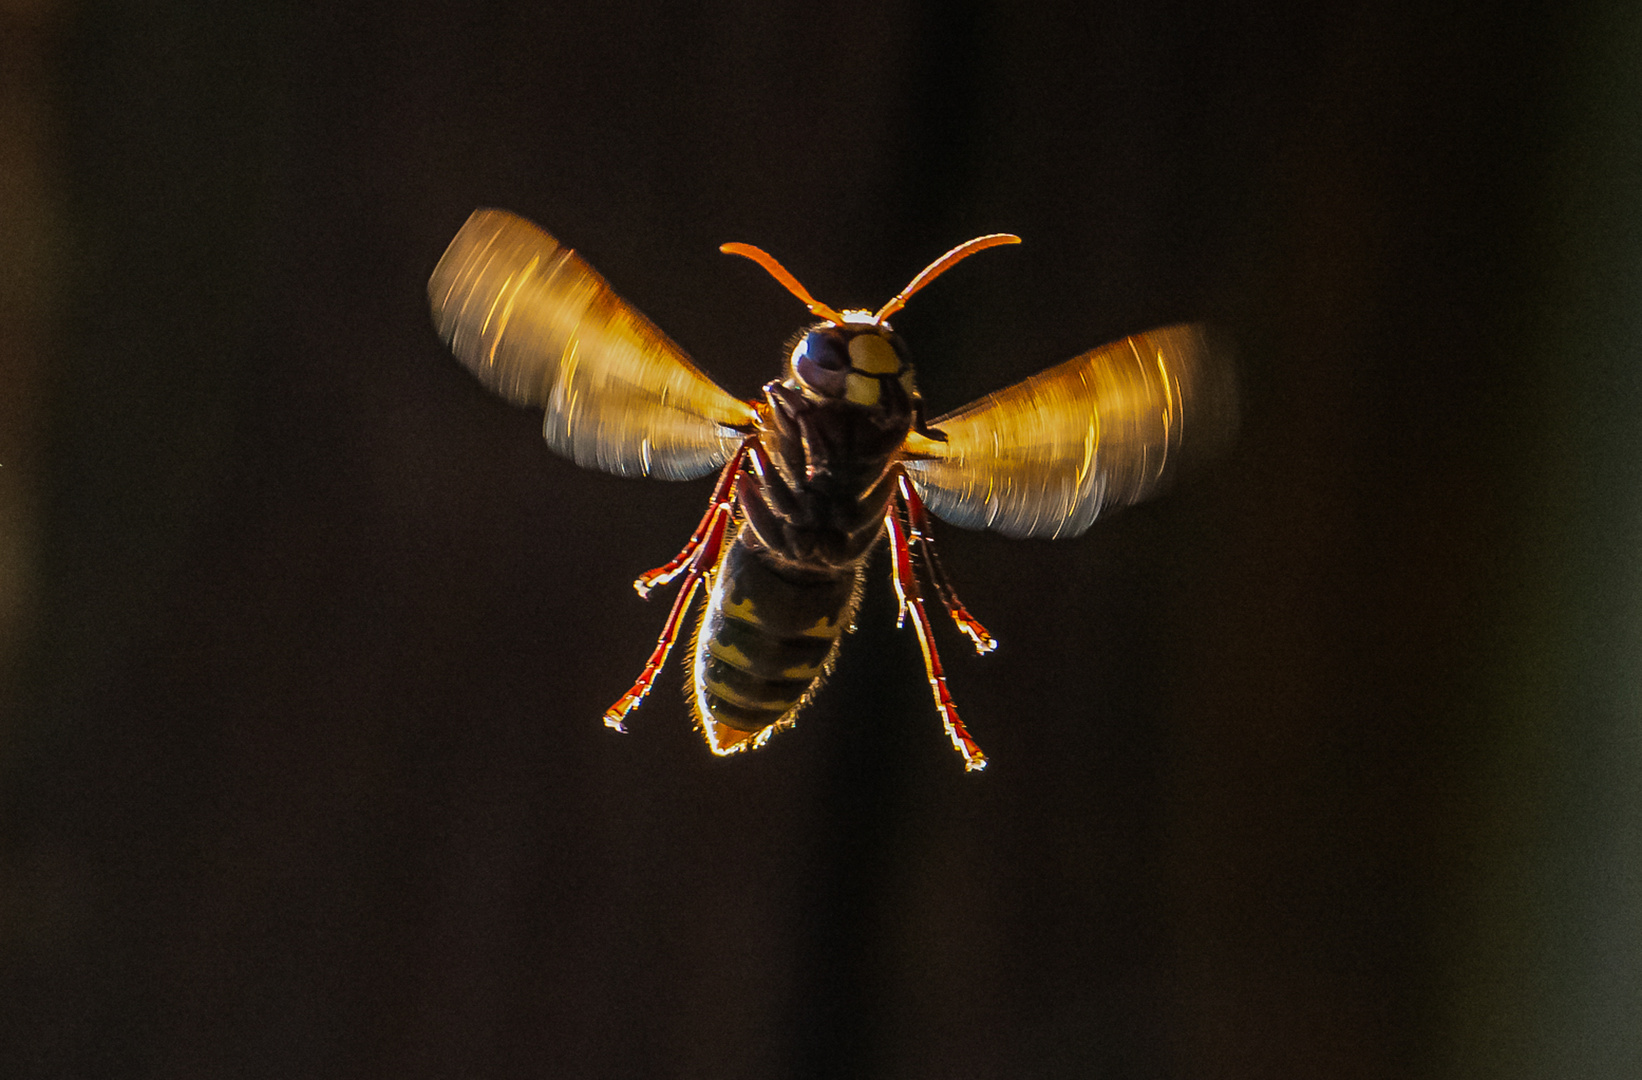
[429,209,758,479]
[904,323,1235,539]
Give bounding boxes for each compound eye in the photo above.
[796,330,848,370]
[792,330,849,395]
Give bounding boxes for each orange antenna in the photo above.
[720,242,848,324]
[873,233,1021,323]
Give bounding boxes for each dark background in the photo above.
[3,1,1640,1077]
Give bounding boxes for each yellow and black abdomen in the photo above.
[688,535,863,755]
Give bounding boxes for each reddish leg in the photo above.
[886,504,988,771]
[604,500,734,732]
[633,440,751,598]
[896,472,996,654]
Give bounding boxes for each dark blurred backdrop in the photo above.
[3,1,1639,1077]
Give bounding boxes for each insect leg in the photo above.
[604,499,735,732]
[886,505,988,771]
[633,439,751,598]
[896,471,996,654]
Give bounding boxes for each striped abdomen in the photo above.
[688,534,864,755]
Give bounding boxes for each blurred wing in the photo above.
[429,209,758,480]
[903,323,1235,538]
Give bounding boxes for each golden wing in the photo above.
[902,323,1235,539]
[429,209,759,480]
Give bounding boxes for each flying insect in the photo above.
[429,209,1232,770]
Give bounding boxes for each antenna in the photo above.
[720,242,847,324]
[722,232,1021,326]
[873,234,1021,324]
